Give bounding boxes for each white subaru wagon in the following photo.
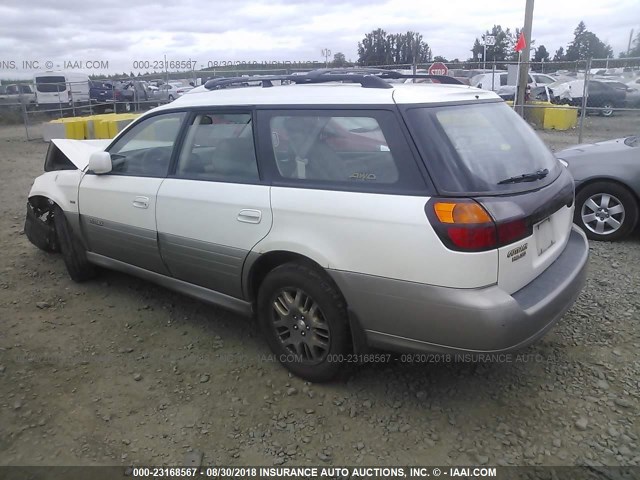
[25,70,589,381]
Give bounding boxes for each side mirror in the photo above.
[88,151,112,174]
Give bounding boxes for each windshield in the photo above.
[405,102,560,194]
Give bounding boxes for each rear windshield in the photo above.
[35,76,66,93]
[405,102,560,194]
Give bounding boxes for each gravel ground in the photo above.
[0,121,638,468]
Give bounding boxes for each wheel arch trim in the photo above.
[575,177,640,205]
[242,249,331,303]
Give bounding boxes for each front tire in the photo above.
[257,262,350,382]
[574,182,638,241]
[53,207,96,282]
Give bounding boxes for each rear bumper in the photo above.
[329,225,589,354]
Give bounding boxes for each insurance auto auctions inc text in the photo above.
[216,466,498,478]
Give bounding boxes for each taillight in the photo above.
[426,199,531,252]
[497,218,528,245]
[446,225,497,250]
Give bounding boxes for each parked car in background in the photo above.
[152,83,193,102]
[117,80,152,108]
[90,80,152,112]
[557,135,640,241]
[447,69,486,85]
[530,73,557,85]
[625,77,640,107]
[470,71,510,91]
[553,80,626,117]
[472,72,559,100]
[0,84,36,105]
[595,78,640,108]
[89,80,115,112]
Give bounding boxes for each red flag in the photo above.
[514,32,527,52]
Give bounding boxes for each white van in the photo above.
[33,71,90,107]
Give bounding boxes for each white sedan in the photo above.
[154,83,194,102]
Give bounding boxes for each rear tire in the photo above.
[574,182,638,241]
[53,206,96,282]
[600,102,614,117]
[257,262,350,382]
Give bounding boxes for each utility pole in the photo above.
[412,37,418,79]
[516,0,534,116]
[321,48,332,68]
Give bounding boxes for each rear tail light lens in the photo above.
[426,199,531,252]
[497,218,528,245]
[434,202,493,224]
[446,225,497,250]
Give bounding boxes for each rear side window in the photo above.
[259,109,426,193]
[35,76,66,93]
[270,114,398,183]
[406,102,560,194]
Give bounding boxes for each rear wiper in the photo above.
[497,168,549,185]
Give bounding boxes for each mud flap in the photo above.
[348,308,371,355]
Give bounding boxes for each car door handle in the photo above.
[237,209,262,224]
[132,196,149,209]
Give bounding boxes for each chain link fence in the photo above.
[361,57,640,148]
[1,58,639,146]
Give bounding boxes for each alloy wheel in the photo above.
[270,288,330,363]
[601,103,613,117]
[581,193,625,235]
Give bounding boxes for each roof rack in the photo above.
[203,68,464,91]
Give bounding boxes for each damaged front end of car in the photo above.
[24,197,59,252]
[25,138,109,253]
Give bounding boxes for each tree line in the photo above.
[341,21,639,67]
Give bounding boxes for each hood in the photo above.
[51,138,111,170]
[557,137,631,160]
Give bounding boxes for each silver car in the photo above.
[558,136,640,241]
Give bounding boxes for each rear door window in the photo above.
[175,112,259,182]
[405,102,560,194]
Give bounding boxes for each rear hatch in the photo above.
[403,101,574,294]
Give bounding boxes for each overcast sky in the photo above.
[0,0,638,78]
